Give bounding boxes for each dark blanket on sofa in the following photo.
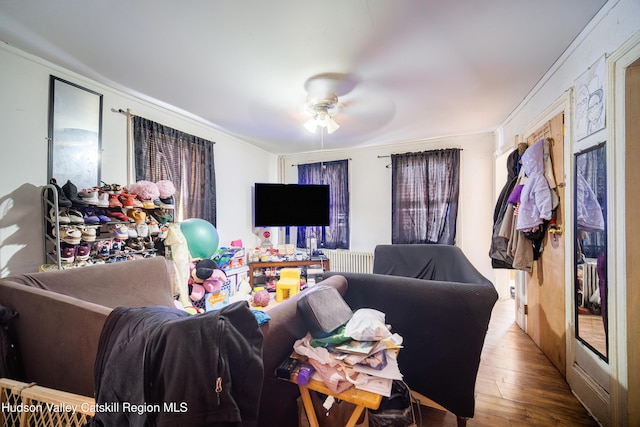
[88,301,263,427]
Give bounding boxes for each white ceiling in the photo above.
[0,0,608,154]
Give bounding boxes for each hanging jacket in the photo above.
[576,171,605,232]
[489,149,519,269]
[86,302,263,427]
[516,139,552,230]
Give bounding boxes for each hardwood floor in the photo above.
[418,298,599,427]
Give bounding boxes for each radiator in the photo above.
[323,249,374,274]
[579,260,599,306]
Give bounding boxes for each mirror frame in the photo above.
[47,75,103,189]
[574,141,608,362]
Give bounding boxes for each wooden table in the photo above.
[291,368,383,427]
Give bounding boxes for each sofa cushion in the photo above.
[2,257,175,309]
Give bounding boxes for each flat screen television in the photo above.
[254,183,330,227]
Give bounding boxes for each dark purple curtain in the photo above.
[297,159,349,249]
[391,149,460,244]
[133,116,216,225]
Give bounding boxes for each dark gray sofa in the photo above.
[0,245,496,426]
[369,244,498,420]
[259,244,497,426]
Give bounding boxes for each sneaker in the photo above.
[79,225,97,242]
[127,237,145,251]
[48,178,73,208]
[67,209,85,224]
[111,239,123,254]
[75,242,91,261]
[82,208,100,224]
[110,224,129,240]
[109,194,123,208]
[94,208,111,223]
[49,207,70,225]
[97,240,111,258]
[160,195,175,209]
[61,226,82,245]
[79,187,100,205]
[97,191,110,207]
[136,223,149,238]
[148,219,160,236]
[107,209,129,222]
[60,244,76,263]
[62,180,88,207]
[128,224,138,239]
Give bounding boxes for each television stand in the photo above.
[248,259,330,289]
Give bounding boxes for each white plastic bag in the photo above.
[344,308,392,341]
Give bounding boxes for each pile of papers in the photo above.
[293,308,404,397]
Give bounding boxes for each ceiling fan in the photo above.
[303,93,340,134]
[301,73,357,135]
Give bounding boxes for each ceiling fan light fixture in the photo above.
[304,117,319,133]
[326,117,340,134]
[304,93,340,134]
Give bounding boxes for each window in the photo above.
[297,159,349,249]
[133,117,217,224]
[391,149,460,244]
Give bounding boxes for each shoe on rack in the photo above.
[101,181,122,195]
[60,244,76,263]
[144,236,156,250]
[75,242,91,261]
[48,178,73,208]
[96,240,111,258]
[107,209,129,222]
[110,224,129,240]
[62,180,88,207]
[60,226,82,245]
[159,195,175,209]
[67,209,85,224]
[127,237,145,251]
[78,225,97,242]
[148,219,160,236]
[97,191,110,207]
[49,207,71,225]
[128,208,147,225]
[111,239,123,254]
[94,208,111,223]
[151,208,172,224]
[127,224,138,239]
[108,194,123,208]
[82,208,100,224]
[79,187,100,205]
[136,223,149,238]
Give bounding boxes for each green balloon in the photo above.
[180,218,220,259]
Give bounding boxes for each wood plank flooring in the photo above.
[418,298,599,426]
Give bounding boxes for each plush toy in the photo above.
[188,259,227,302]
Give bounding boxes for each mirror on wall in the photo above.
[48,76,103,190]
[574,142,607,361]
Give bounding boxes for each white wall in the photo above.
[497,0,640,153]
[494,0,640,424]
[282,133,497,287]
[0,44,278,276]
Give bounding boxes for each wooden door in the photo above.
[525,112,566,376]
